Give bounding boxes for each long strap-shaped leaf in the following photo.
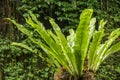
[7,17,72,74]
[88,19,106,71]
[26,14,62,56]
[26,15,74,74]
[49,18,75,74]
[93,28,120,71]
[29,37,72,72]
[88,18,96,41]
[5,18,33,37]
[102,42,120,61]
[74,9,93,76]
[87,18,96,69]
[11,42,37,53]
[88,29,104,69]
[67,29,75,52]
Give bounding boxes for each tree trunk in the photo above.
[0,67,4,80]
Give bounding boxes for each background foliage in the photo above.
[96,52,120,80]
[0,38,54,80]
[0,0,120,80]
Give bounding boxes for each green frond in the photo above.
[92,28,120,71]
[88,29,104,69]
[5,18,33,37]
[49,18,75,74]
[74,9,93,76]
[67,29,75,52]
[89,17,96,41]
[108,28,120,39]
[102,42,120,61]
[11,42,37,53]
[99,19,107,30]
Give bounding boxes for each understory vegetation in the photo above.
[0,38,120,80]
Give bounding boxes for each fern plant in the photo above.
[6,9,120,80]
